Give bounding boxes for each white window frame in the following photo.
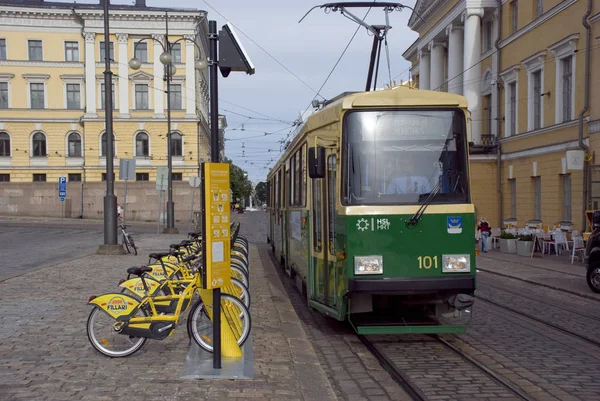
[0,131,11,161]
[500,65,520,137]
[99,131,117,159]
[134,40,148,63]
[549,34,578,124]
[134,130,151,158]
[170,131,184,159]
[30,131,48,160]
[61,75,84,110]
[97,79,118,110]
[27,39,43,61]
[65,131,84,160]
[166,75,185,111]
[64,40,79,62]
[522,51,546,132]
[23,74,49,109]
[0,38,7,60]
[0,73,14,109]
[99,41,114,62]
[482,18,494,54]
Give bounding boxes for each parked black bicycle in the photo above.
[119,224,138,255]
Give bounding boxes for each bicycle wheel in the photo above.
[128,236,138,256]
[231,265,249,288]
[87,306,147,357]
[227,277,250,309]
[122,234,131,254]
[187,294,251,353]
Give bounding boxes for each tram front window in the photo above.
[343,109,469,205]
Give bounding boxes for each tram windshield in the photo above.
[343,109,469,205]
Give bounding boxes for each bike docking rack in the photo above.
[182,222,254,380]
[85,220,253,380]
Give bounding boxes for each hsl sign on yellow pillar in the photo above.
[200,162,242,357]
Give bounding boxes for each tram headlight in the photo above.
[442,255,470,273]
[354,255,383,275]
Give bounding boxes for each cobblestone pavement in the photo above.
[236,212,412,401]
[0,223,337,401]
[476,251,600,301]
[447,299,600,401]
[367,335,521,401]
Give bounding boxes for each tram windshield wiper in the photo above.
[406,176,445,227]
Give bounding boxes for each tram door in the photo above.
[311,151,337,310]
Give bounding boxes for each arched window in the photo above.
[32,132,46,157]
[135,132,149,157]
[0,132,10,157]
[68,132,82,157]
[171,132,182,157]
[101,132,115,157]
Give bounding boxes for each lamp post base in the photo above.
[163,227,179,234]
[96,244,127,255]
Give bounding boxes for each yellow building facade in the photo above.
[0,0,211,184]
[403,0,599,232]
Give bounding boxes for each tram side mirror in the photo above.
[593,211,600,229]
[308,146,325,178]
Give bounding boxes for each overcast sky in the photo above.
[76,0,419,183]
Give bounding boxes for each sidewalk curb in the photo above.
[477,267,600,301]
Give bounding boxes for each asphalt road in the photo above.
[0,225,105,282]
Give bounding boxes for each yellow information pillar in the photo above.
[201,162,242,358]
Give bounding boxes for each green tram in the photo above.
[266,85,476,335]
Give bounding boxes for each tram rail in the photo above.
[360,334,536,401]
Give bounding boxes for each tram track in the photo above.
[475,295,600,348]
[360,333,537,401]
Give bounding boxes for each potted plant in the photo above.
[516,234,534,256]
[499,231,517,253]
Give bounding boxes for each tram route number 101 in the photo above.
[417,256,439,269]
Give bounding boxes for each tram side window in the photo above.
[313,179,322,252]
[289,156,295,206]
[266,180,271,207]
[327,155,336,253]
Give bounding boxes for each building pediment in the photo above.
[128,71,154,81]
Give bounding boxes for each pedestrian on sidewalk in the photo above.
[477,217,492,253]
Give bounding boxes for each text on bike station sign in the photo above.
[201,162,231,290]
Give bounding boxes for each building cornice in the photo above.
[0,60,84,68]
[60,74,85,80]
[501,137,588,161]
[499,120,579,144]
[521,51,547,71]
[499,0,578,48]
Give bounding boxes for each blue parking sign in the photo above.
[58,177,67,202]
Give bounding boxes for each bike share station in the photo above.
[181,20,256,380]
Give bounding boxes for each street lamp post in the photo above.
[129,12,206,233]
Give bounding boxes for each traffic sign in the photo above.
[188,176,201,188]
[156,167,169,192]
[58,176,67,202]
[119,158,136,180]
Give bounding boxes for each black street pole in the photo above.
[164,11,177,234]
[208,19,221,369]
[97,0,121,254]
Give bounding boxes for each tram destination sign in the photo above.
[201,162,232,290]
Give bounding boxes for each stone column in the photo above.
[84,31,96,117]
[462,8,485,144]
[429,41,446,91]
[184,34,196,118]
[446,23,464,95]
[418,48,430,90]
[153,34,165,118]
[116,33,129,118]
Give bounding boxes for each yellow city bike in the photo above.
[120,251,251,309]
[86,264,251,358]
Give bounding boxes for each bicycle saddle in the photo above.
[126,265,152,276]
[148,252,170,260]
[188,232,201,238]
[168,250,185,257]
[169,243,185,250]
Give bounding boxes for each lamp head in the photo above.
[129,57,142,70]
[159,51,172,65]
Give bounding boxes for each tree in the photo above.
[227,159,253,202]
[255,182,267,204]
